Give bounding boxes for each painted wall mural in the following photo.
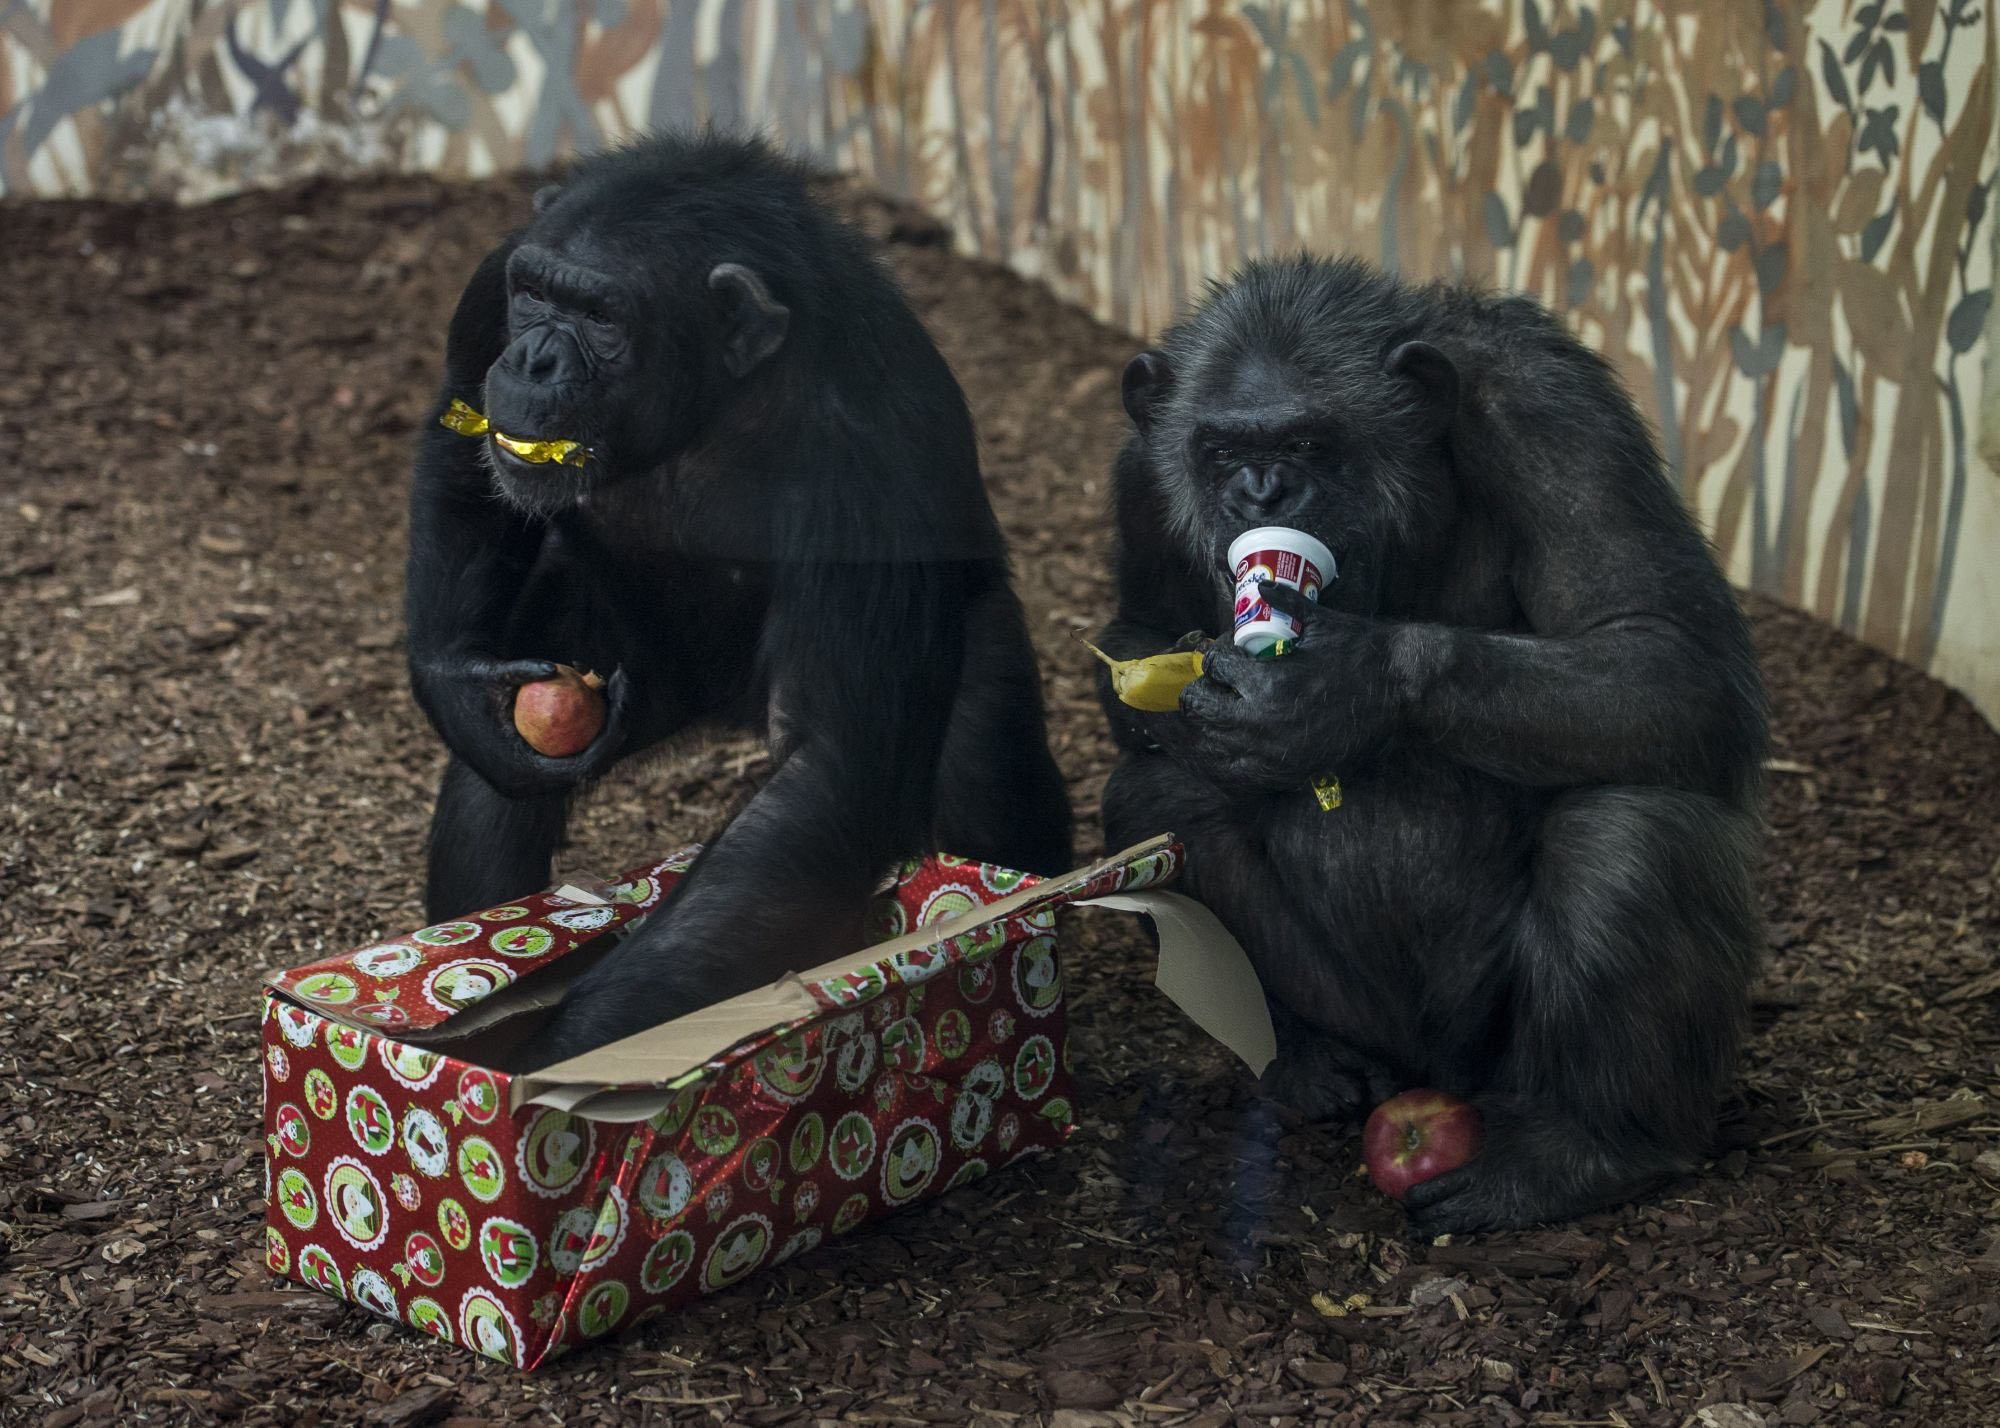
[3,1,1996,723]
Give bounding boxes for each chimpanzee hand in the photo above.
[411,654,630,800]
[1106,628,1220,753]
[506,920,710,1071]
[1160,583,1404,790]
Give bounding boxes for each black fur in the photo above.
[406,133,1072,1068]
[1096,256,1766,1234]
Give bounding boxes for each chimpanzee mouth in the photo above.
[440,399,592,472]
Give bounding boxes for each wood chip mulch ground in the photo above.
[2,171,1997,1427]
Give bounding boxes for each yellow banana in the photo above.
[1078,637,1206,712]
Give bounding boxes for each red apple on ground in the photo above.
[1362,1089,1483,1202]
[512,665,606,757]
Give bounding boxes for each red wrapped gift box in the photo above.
[260,837,1181,1366]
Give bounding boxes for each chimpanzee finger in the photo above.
[1256,579,1316,627]
[1184,654,1249,711]
[483,657,564,686]
[1198,642,1277,700]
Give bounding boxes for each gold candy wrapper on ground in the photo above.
[440,398,587,468]
[1079,637,1206,712]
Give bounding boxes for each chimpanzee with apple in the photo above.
[404,135,1071,1068]
[1094,257,1766,1234]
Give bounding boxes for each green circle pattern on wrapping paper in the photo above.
[579,1280,630,1337]
[881,1016,925,1072]
[295,971,357,1005]
[407,1297,451,1342]
[869,896,907,941]
[918,887,977,926]
[832,1192,871,1234]
[958,961,997,1002]
[830,1111,876,1179]
[691,1104,740,1156]
[979,864,1028,894]
[414,921,480,946]
[346,1086,394,1153]
[490,924,553,958]
[789,1112,825,1173]
[479,1217,538,1288]
[1013,1034,1056,1100]
[457,1137,505,1201]
[934,1008,971,1059]
[437,1197,472,1250]
[302,1072,338,1112]
[754,1033,823,1101]
[326,1025,368,1070]
[649,1086,698,1137]
[276,1168,316,1229]
[641,1230,697,1293]
[702,1215,771,1291]
[743,1138,780,1190]
[1014,936,1061,1011]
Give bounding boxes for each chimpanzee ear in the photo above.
[1122,350,1176,430]
[532,184,564,213]
[708,263,791,378]
[1384,340,1460,423]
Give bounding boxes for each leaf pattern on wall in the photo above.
[0,0,1994,721]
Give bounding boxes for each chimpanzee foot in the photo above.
[1401,1121,1672,1236]
[1260,1039,1394,1129]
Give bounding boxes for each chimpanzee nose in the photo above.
[1227,462,1295,518]
[1240,464,1283,504]
[521,328,565,381]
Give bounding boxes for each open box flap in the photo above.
[1085,889,1275,1077]
[511,835,1182,1115]
[262,852,699,1038]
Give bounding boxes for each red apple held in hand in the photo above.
[512,665,606,757]
[1362,1089,1483,1202]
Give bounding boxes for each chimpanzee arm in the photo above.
[1095,445,1222,752]
[508,557,970,1066]
[404,239,632,798]
[1394,339,1766,801]
[406,237,538,671]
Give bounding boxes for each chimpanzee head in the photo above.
[477,153,794,513]
[1120,256,1463,606]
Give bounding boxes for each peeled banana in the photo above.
[440,398,588,468]
[1079,638,1206,712]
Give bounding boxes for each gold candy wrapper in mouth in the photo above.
[440,399,588,468]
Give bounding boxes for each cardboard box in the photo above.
[259,837,1186,1366]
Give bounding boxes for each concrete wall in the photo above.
[5,0,1995,723]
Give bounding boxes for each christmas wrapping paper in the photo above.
[261,839,1181,1367]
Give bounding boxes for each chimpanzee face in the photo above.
[479,189,790,515]
[1121,259,1462,607]
[481,241,645,487]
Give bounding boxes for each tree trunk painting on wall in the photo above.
[2,0,1994,723]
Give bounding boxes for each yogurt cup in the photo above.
[1229,527,1337,656]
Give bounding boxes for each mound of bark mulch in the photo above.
[2,170,1997,1427]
